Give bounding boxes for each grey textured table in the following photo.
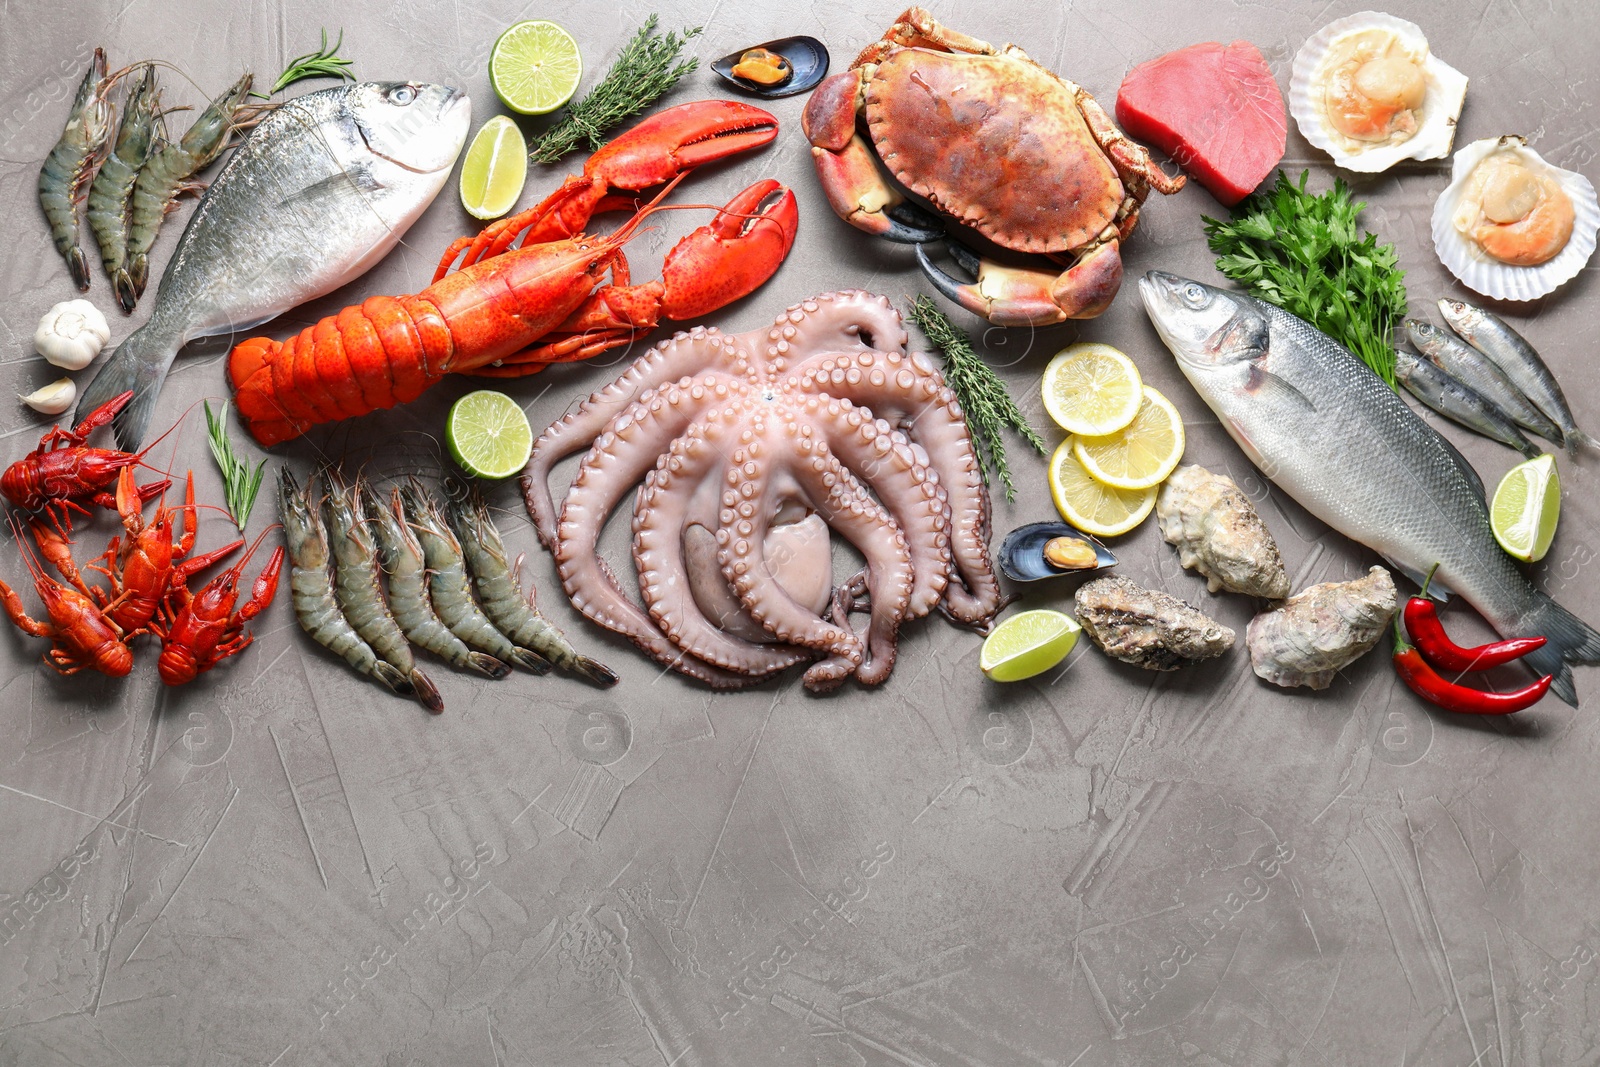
[2,2,1598,1064]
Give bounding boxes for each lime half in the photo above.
[490,21,582,116]
[1491,453,1560,562]
[447,390,533,479]
[981,609,1081,682]
[459,116,528,219]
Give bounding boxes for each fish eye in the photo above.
[1182,283,1207,307]
[388,84,417,105]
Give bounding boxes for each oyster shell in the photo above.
[1156,465,1288,599]
[1246,566,1396,689]
[1289,11,1466,173]
[1432,136,1600,301]
[1074,575,1235,671]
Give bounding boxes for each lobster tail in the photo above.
[228,295,454,447]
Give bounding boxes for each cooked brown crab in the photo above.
[801,7,1185,325]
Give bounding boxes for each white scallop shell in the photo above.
[1289,11,1468,174]
[1431,136,1600,301]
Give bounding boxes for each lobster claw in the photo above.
[661,179,799,321]
[586,100,779,190]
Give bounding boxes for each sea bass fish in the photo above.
[77,82,471,449]
[1140,271,1600,705]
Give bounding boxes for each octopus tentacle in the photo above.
[785,437,914,689]
[718,415,863,672]
[633,415,814,678]
[555,382,754,687]
[523,327,755,545]
[790,349,1000,623]
[762,290,911,370]
[808,396,951,619]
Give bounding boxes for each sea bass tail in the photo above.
[1519,593,1600,706]
[76,317,182,452]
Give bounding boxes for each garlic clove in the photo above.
[20,377,77,415]
[34,298,111,370]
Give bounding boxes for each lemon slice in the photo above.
[459,116,528,220]
[490,20,583,116]
[1491,453,1560,562]
[1041,343,1144,436]
[1072,387,1185,491]
[1049,437,1157,537]
[446,390,533,480]
[981,609,1081,682]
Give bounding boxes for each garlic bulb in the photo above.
[20,377,77,415]
[34,299,110,370]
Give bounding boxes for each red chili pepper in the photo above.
[1393,616,1551,715]
[1403,597,1547,673]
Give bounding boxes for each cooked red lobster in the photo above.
[228,100,798,446]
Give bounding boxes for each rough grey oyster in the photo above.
[1074,575,1235,670]
[1246,566,1396,689]
[1156,465,1289,599]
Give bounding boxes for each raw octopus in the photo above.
[522,290,1002,691]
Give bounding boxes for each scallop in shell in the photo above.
[1289,12,1466,173]
[1432,136,1600,301]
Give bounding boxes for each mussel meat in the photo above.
[999,522,1117,583]
[711,36,830,98]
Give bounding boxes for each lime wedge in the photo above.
[446,390,533,480]
[1491,453,1560,562]
[490,21,582,116]
[981,609,1081,682]
[459,116,528,220]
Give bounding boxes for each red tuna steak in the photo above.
[1116,41,1285,206]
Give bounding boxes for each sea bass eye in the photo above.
[389,84,417,105]
[1183,283,1208,307]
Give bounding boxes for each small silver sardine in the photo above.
[77,81,471,449]
[1394,350,1540,461]
[1141,272,1600,705]
[1438,299,1597,457]
[1404,319,1562,445]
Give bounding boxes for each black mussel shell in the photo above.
[711,36,830,98]
[998,522,1117,583]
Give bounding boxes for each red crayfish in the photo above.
[228,100,799,446]
[153,525,283,686]
[2,390,169,535]
[0,517,133,677]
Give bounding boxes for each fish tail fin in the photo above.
[1520,593,1600,706]
[76,314,183,452]
[1566,428,1599,457]
[1514,436,1543,461]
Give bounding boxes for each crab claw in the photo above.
[585,100,780,191]
[917,238,1122,325]
[661,179,800,320]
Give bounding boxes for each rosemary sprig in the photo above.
[528,16,701,165]
[256,28,355,98]
[909,296,1048,502]
[204,401,268,530]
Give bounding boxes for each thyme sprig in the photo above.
[909,296,1047,502]
[528,16,701,165]
[257,28,355,98]
[204,401,268,530]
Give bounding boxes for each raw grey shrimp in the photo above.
[443,479,617,687]
[361,480,509,680]
[324,471,442,713]
[397,482,550,675]
[277,467,410,696]
[38,48,116,291]
[124,72,254,300]
[87,63,160,310]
